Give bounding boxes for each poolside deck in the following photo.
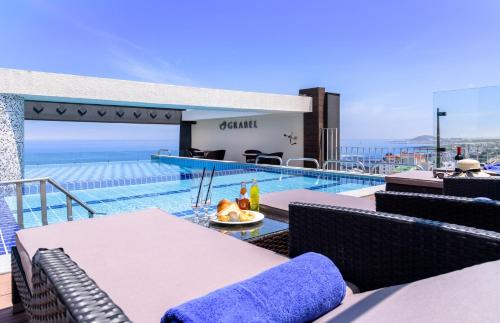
[0,273,28,323]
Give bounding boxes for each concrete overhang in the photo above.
[0,68,312,113]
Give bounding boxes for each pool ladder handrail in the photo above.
[323,160,366,173]
[369,162,425,174]
[157,148,170,156]
[0,177,96,229]
[286,158,320,169]
[255,155,283,165]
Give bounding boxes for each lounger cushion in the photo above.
[16,209,289,323]
[385,170,443,189]
[260,189,375,215]
[314,259,500,322]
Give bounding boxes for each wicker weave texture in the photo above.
[289,203,500,292]
[248,230,289,256]
[11,248,32,318]
[30,248,132,323]
[386,182,443,195]
[443,177,500,200]
[375,191,500,232]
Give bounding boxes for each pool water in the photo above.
[0,157,384,255]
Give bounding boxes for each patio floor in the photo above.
[0,273,29,323]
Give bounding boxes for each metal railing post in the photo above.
[1,177,97,227]
[15,183,24,229]
[40,180,48,225]
[66,195,73,221]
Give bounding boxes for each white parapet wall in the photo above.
[0,94,24,186]
[191,113,304,164]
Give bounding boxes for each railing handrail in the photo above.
[323,159,365,172]
[286,158,320,169]
[0,177,52,185]
[0,177,96,229]
[255,155,283,165]
[46,179,96,214]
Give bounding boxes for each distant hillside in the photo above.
[408,135,434,142]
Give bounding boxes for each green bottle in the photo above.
[250,179,260,212]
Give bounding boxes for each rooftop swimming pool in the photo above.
[0,157,384,255]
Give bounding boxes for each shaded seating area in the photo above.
[242,149,262,163]
[185,148,226,160]
[11,203,500,322]
[204,149,226,160]
[186,148,205,158]
[256,152,283,165]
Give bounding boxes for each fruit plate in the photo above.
[209,210,265,225]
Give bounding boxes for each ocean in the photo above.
[24,139,432,165]
[25,140,180,165]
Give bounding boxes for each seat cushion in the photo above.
[315,259,500,322]
[385,170,443,189]
[261,189,375,217]
[16,209,288,323]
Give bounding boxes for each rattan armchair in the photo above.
[375,190,500,232]
[11,247,131,322]
[288,203,500,292]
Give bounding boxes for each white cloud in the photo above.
[107,46,195,85]
[32,1,194,85]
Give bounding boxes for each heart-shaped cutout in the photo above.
[98,110,107,117]
[150,112,157,119]
[116,111,125,118]
[165,113,172,119]
[134,111,142,118]
[56,107,67,115]
[33,106,44,114]
[78,108,87,116]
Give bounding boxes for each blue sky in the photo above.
[1,0,500,139]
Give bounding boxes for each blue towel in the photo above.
[484,163,500,174]
[161,252,346,323]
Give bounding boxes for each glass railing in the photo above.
[433,86,500,166]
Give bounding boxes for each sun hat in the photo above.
[452,159,491,177]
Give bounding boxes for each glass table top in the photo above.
[184,216,288,241]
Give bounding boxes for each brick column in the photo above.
[0,94,24,191]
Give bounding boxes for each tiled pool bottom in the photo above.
[0,162,384,255]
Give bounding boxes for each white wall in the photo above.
[191,113,304,164]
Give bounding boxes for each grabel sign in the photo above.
[219,120,258,130]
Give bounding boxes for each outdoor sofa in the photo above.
[375,190,500,232]
[443,176,500,200]
[11,206,500,322]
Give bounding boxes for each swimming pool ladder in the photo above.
[255,155,283,165]
[0,177,96,229]
[157,148,170,156]
[286,158,320,169]
[323,160,366,173]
